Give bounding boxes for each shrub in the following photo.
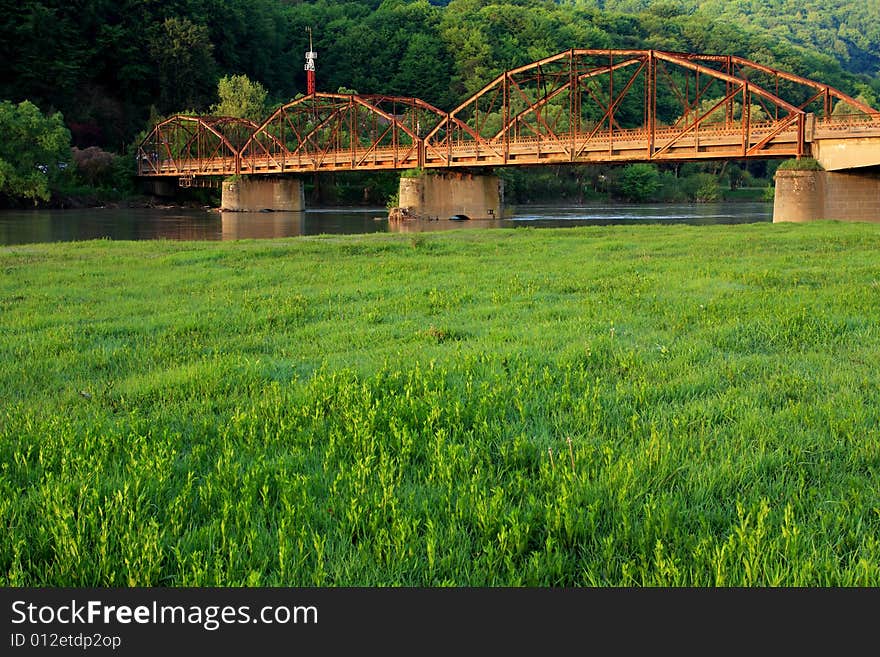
[681,172,720,202]
[657,171,688,203]
[615,163,661,202]
[72,147,116,187]
[693,176,721,203]
[777,157,824,171]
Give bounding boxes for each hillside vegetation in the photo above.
[1,0,877,207]
[2,0,877,151]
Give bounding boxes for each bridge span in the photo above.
[137,49,880,222]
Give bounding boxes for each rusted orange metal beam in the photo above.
[685,53,876,115]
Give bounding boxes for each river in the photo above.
[0,202,772,246]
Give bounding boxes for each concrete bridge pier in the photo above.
[773,169,880,223]
[393,170,503,221]
[221,176,304,212]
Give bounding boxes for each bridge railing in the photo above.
[815,113,880,133]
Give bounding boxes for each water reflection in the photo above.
[0,208,225,245]
[0,202,772,246]
[298,208,388,236]
[510,202,772,226]
[221,212,304,240]
[385,201,771,232]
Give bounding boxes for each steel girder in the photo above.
[423,49,824,166]
[239,93,462,174]
[136,115,256,177]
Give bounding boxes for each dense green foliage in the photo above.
[498,161,762,205]
[624,0,880,75]
[0,100,72,203]
[212,75,269,122]
[2,0,877,152]
[1,223,879,585]
[617,163,662,202]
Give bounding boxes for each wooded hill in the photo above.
[1,0,878,151]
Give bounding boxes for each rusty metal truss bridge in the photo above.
[137,49,880,179]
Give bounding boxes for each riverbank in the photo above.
[2,221,878,585]
[51,193,210,211]
[0,190,213,211]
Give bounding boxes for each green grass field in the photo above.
[1,220,879,586]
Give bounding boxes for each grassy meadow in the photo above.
[1,220,879,586]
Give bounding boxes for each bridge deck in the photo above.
[140,123,817,177]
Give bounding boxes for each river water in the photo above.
[0,202,771,246]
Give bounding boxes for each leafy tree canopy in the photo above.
[212,75,269,121]
[0,100,72,203]
[1,0,875,152]
[615,163,661,202]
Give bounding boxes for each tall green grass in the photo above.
[1,221,879,586]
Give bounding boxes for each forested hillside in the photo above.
[599,0,880,76]
[2,0,878,151]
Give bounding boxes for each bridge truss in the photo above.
[137,49,880,178]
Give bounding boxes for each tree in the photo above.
[682,172,721,202]
[211,74,268,121]
[616,163,661,202]
[0,100,72,204]
[831,83,878,118]
[71,146,116,187]
[392,33,456,108]
[148,17,217,114]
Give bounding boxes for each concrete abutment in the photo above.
[392,171,503,221]
[221,177,304,212]
[773,169,880,223]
